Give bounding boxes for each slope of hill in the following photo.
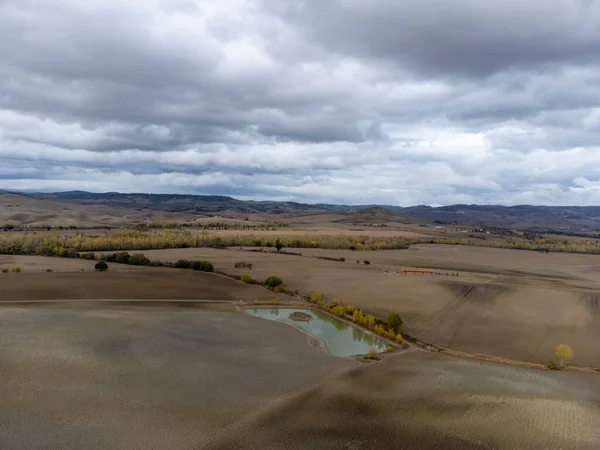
[15,191,600,230]
[333,206,414,224]
[0,193,124,227]
[0,193,212,228]
[397,204,600,230]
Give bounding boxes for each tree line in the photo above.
[2,229,600,256]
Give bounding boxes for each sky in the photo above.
[1,0,600,206]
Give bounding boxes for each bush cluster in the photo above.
[240,274,261,284]
[265,275,283,289]
[94,252,215,273]
[314,256,346,262]
[173,259,214,272]
[95,261,108,271]
[234,261,253,269]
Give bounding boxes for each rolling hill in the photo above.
[4,190,600,230]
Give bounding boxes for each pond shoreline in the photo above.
[243,306,392,357]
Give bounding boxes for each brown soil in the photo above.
[205,350,600,449]
[0,256,279,303]
[1,302,598,450]
[135,245,600,368]
[0,302,354,449]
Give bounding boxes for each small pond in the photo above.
[245,308,389,356]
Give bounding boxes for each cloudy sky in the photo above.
[1,0,600,205]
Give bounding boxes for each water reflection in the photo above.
[245,308,388,357]
[316,311,349,332]
[352,326,362,342]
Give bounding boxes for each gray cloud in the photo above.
[276,0,600,76]
[1,0,600,205]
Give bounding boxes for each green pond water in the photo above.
[245,308,388,356]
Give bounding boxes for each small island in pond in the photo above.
[289,311,313,322]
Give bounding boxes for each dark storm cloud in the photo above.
[2,0,600,205]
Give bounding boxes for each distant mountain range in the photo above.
[21,190,600,231]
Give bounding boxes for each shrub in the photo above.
[385,346,393,353]
[148,260,164,267]
[174,259,193,269]
[387,312,403,332]
[100,252,130,264]
[234,262,253,269]
[310,292,325,303]
[349,245,356,251]
[275,239,283,252]
[253,299,259,305]
[363,260,371,265]
[550,344,574,369]
[265,275,283,288]
[344,305,356,315]
[12,267,21,273]
[365,346,380,360]
[46,269,53,272]
[271,296,280,305]
[311,292,329,310]
[113,252,131,264]
[315,256,346,262]
[240,274,253,284]
[80,252,96,260]
[129,253,151,266]
[331,305,346,317]
[365,314,376,329]
[1,268,8,273]
[548,360,561,370]
[352,308,364,323]
[386,329,396,340]
[191,260,214,272]
[401,340,409,349]
[95,261,108,271]
[373,324,386,336]
[395,333,404,344]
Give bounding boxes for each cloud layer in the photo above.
[2,0,600,205]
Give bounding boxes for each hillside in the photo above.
[5,191,600,230]
[397,204,600,230]
[333,206,414,224]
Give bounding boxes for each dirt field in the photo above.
[4,243,600,367]
[1,301,598,450]
[0,256,279,303]
[207,350,600,449]
[0,302,354,449]
[135,245,600,368]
